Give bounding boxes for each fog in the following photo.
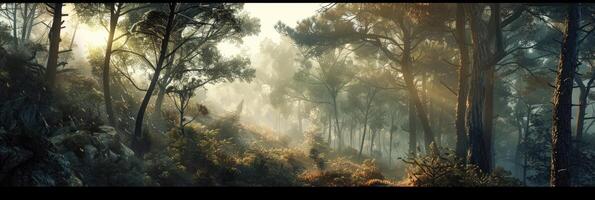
[2,3,595,187]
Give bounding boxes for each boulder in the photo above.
[49,127,141,186]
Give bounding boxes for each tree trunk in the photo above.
[371,128,380,156]
[454,3,470,159]
[514,114,523,178]
[20,3,37,46]
[298,100,303,135]
[522,106,531,185]
[465,4,492,173]
[24,4,38,43]
[332,95,343,151]
[359,110,369,157]
[179,105,185,136]
[102,4,119,127]
[327,112,332,146]
[401,36,435,148]
[575,87,588,149]
[389,110,395,166]
[12,4,18,48]
[550,4,579,187]
[483,3,504,172]
[45,3,62,92]
[349,120,354,148]
[153,39,177,118]
[132,3,177,156]
[20,4,28,45]
[154,86,166,117]
[484,60,495,169]
[408,96,417,155]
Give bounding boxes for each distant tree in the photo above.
[294,49,354,150]
[276,3,440,149]
[0,3,41,51]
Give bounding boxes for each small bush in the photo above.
[54,74,104,132]
[299,158,389,186]
[402,144,522,187]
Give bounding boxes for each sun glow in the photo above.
[74,24,110,55]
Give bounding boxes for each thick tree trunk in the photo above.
[483,3,504,172]
[550,4,579,187]
[484,62,495,169]
[465,4,492,173]
[45,3,63,92]
[102,4,119,127]
[133,3,177,156]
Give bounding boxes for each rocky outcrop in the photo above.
[0,125,141,186]
[50,126,142,186]
[0,128,80,186]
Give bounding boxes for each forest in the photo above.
[0,3,594,187]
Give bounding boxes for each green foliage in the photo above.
[54,75,105,131]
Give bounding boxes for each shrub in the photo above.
[402,144,522,187]
[298,158,388,186]
[210,114,241,142]
[144,151,193,186]
[231,147,307,186]
[53,75,105,132]
[146,123,239,186]
[85,154,145,186]
[298,170,355,186]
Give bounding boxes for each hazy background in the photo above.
[206,3,322,134]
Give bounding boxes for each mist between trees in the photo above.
[0,3,594,187]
